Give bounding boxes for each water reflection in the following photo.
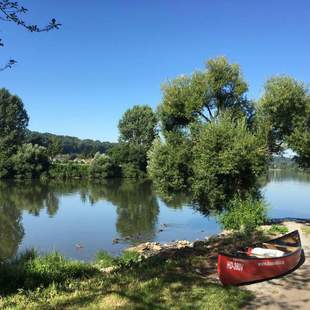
[1,170,308,261]
[267,169,310,182]
[0,179,168,259]
[0,183,24,260]
[76,179,160,241]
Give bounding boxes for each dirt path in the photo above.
[245,221,310,310]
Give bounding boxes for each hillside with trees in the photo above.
[25,131,116,158]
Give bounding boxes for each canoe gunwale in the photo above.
[218,230,301,261]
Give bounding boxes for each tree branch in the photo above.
[198,111,210,123]
[0,59,17,71]
[207,105,213,119]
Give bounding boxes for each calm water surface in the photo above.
[1,170,309,261]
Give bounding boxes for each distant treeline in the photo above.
[26,130,116,157]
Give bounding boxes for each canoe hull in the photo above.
[218,230,302,285]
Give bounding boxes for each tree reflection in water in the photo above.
[85,179,160,242]
[0,179,165,258]
[0,182,24,260]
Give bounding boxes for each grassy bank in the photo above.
[0,245,254,309]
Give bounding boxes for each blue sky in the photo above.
[1,0,309,142]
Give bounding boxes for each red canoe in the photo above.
[218,230,302,285]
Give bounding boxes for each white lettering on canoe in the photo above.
[226,261,244,271]
[258,261,285,267]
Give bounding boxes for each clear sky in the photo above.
[0,0,309,142]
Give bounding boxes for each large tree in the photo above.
[147,132,193,194]
[159,56,252,132]
[257,76,309,154]
[287,100,310,167]
[111,105,158,177]
[118,105,158,149]
[0,88,28,177]
[192,113,268,209]
[0,1,60,70]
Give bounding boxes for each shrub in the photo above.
[95,250,117,267]
[12,143,50,179]
[219,196,268,234]
[268,224,289,235]
[48,162,89,179]
[89,153,121,179]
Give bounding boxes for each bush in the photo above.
[219,196,268,234]
[89,153,121,179]
[95,250,117,267]
[94,250,141,268]
[12,144,50,179]
[268,224,289,235]
[109,143,148,178]
[48,162,89,179]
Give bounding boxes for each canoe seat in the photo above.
[250,247,284,258]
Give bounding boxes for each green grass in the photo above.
[95,250,141,268]
[0,248,254,309]
[95,250,118,267]
[268,224,289,235]
[0,249,97,296]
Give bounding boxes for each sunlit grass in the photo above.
[0,248,254,309]
[268,224,289,235]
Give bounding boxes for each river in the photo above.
[0,169,309,261]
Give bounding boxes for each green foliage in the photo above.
[268,224,289,235]
[287,103,310,167]
[94,250,117,267]
[0,88,29,178]
[159,56,252,132]
[118,250,141,265]
[192,113,268,208]
[288,130,310,167]
[112,105,158,178]
[0,152,12,179]
[11,144,50,179]
[26,130,116,158]
[0,89,29,152]
[151,57,266,206]
[118,105,158,148]
[109,143,149,177]
[147,133,193,193]
[89,153,121,179]
[48,162,89,179]
[0,249,253,310]
[0,250,96,295]
[258,76,309,153]
[219,197,268,233]
[47,136,62,158]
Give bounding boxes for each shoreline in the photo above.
[1,220,309,309]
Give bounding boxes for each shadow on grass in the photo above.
[2,231,277,308]
[53,254,254,310]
